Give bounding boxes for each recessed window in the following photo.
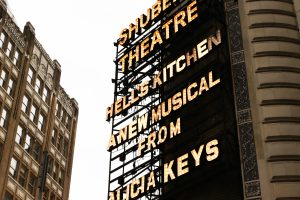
[5,41,12,57]
[0,32,6,48]
[27,67,34,84]
[21,95,30,113]
[35,77,42,94]
[0,107,9,130]
[18,164,28,187]
[38,112,45,131]
[6,77,15,96]
[9,157,18,178]
[0,69,7,87]
[13,49,20,66]
[29,104,37,122]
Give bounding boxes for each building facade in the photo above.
[0,1,78,200]
[106,0,300,199]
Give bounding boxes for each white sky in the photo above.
[8,0,154,199]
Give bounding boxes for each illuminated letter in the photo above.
[137,138,146,156]
[131,179,140,198]
[150,30,163,51]
[119,28,128,46]
[187,82,198,101]
[119,54,128,73]
[177,153,189,176]
[140,9,151,29]
[187,0,198,23]
[172,92,182,111]
[147,171,156,191]
[163,0,171,11]
[176,55,186,73]
[197,39,208,59]
[139,81,149,98]
[129,19,140,40]
[141,37,150,58]
[162,98,172,117]
[108,192,115,200]
[199,76,209,95]
[147,131,157,151]
[107,134,116,151]
[125,184,130,200]
[122,96,130,111]
[130,89,139,105]
[164,160,175,183]
[117,126,128,144]
[152,105,161,123]
[206,139,219,161]
[129,45,140,69]
[152,72,162,89]
[208,30,221,51]
[174,11,187,33]
[152,1,162,21]
[166,61,176,81]
[186,47,197,67]
[209,71,220,88]
[191,144,204,166]
[128,119,137,139]
[138,113,149,132]
[106,105,113,121]
[162,19,173,40]
[170,117,181,139]
[114,98,123,116]
[158,126,167,144]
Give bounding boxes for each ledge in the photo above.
[249,9,296,17]
[256,66,300,73]
[258,82,300,89]
[252,36,300,44]
[263,117,300,124]
[250,23,299,31]
[261,99,300,106]
[271,175,300,183]
[266,135,300,142]
[268,155,300,162]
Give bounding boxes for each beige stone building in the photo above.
[227,0,300,199]
[0,1,78,200]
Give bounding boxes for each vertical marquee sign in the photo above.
[105,0,262,199]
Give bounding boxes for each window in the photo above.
[24,134,32,152]
[57,134,63,151]
[9,157,18,178]
[42,85,50,104]
[53,162,59,180]
[35,76,42,94]
[7,77,15,96]
[29,103,37,122]
[58,169,64,186]
[0,32,6,48]
[32,142,42,162]
[0,68,7,87]
[15,125,23,144]
[21,95,30,113]
[55,102,61,118]
[0,142,3,161]
[27,67,34,84]
[18,164,28,187]
[38,112,45,131]
[63,139,69,157]
[50,192,55,200]
[0,107,9,130]
[51,128,57,145]
[27,173,37,195]
[13,49,20,66]
[5,41,12,57]
[4,191,13,200]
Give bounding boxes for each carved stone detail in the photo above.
[4,17,25,48]
[225,0,262,199]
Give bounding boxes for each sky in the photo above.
[8,0,154,199]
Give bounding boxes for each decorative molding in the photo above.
[256,66,300,73]
[248,9,296,17]
[225,0,262,198]
[254,51,300,59]
[266,135,300,142]
[263,117,300,123]
[261,99,300,106]
[268,155,300,162]
[258,83,300,89]
[271,175,300,183]
[4,17,25,48]
[252,36,300,44]
[246,0,293,4]
[249,23,299,31]
[34,38,55,69]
